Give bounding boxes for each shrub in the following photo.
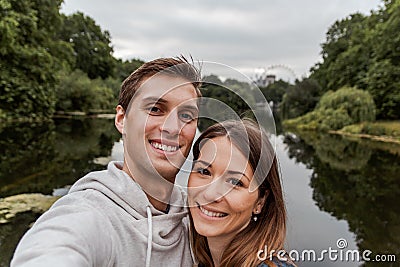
[283,86,376,131]
[55,70,115,113]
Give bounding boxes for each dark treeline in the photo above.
[0,0,143,121]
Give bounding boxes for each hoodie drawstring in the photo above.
[146,206,153,267]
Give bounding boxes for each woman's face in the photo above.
[188,136,263,240]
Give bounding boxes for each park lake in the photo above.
[0,117,399,267]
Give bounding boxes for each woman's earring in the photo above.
[253,210,259,221]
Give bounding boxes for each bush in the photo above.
[55,70,115,113]
[283,87,376,131]
[341,121,400,137]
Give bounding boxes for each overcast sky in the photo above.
[61,0,382,81]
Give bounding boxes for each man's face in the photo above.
[121,74,199,181]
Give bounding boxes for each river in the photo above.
[0,117,399,266]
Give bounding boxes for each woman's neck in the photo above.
[207,235,233,267]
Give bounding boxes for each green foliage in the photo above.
[0,0,68,119]
[280,78,322,119]
[365,59,400,119]
[58,12,115,79]
[341,121,400,138]
[310,1,400,119]
[55,70,115,113]
[259,79,290,104]
[317,87,376,122]
[198,75,256,130]
[283,87,376,131]
[0,0,148,119]
[114,58,144,82]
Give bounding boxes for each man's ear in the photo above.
[115,105,125,134]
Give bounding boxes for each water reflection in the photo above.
[283,131,400,266]
[0,118,120,264]
[0,118,120,197]
[1,119,399,266]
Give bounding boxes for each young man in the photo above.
[11,57,202,267]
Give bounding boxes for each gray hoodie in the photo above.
[11,161,193,267]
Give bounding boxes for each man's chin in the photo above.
[152,164,181,182]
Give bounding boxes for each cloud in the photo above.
[61,0,381,80]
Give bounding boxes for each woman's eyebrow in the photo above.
[193,160,211,167]
[226,170,251,182]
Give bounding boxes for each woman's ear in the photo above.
[115,105,125,134]
[253,191,268,214]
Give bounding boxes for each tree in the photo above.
[280,78,322,119]
[310,1,400,119]
[310,13,369,91]
[283,87,376,131]
[259,79,290,105]
[0,0,70,119]
[114,58,144,82]
[58,12,115,79]
[198,75,256,130]
[364,0,400,119]
[55,70,114,112]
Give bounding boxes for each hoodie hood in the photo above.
[71,161,187,213]
[69,161,191,266]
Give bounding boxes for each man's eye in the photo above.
[227,178,243,187]
[179,112,195,122]
[196,168,210,176]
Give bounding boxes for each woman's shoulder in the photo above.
[258,258,295,267]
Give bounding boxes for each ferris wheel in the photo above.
[253,64,298,87]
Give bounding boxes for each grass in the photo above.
[332,121,400,144]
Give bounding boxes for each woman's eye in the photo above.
[148,106,161,113]
[227,178,243,187]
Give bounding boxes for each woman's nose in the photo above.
[202,179,225,203]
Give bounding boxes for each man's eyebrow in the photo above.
[180,104,199,113]
[142,97,198,112]
[142,96,167,104]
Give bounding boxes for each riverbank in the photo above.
[0,111,115,125]
[331,121,400,144]
[284,120,400,145]
[53,111,115,119]
[0,194,59,224]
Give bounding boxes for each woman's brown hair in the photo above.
[189,119,287,267]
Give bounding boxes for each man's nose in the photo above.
[160,111,181,136]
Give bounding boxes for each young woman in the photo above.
[188,119,294,267]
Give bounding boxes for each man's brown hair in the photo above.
[118,56,202,111]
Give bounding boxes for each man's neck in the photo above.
[146,194,169,212]
[121,162,174,212]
